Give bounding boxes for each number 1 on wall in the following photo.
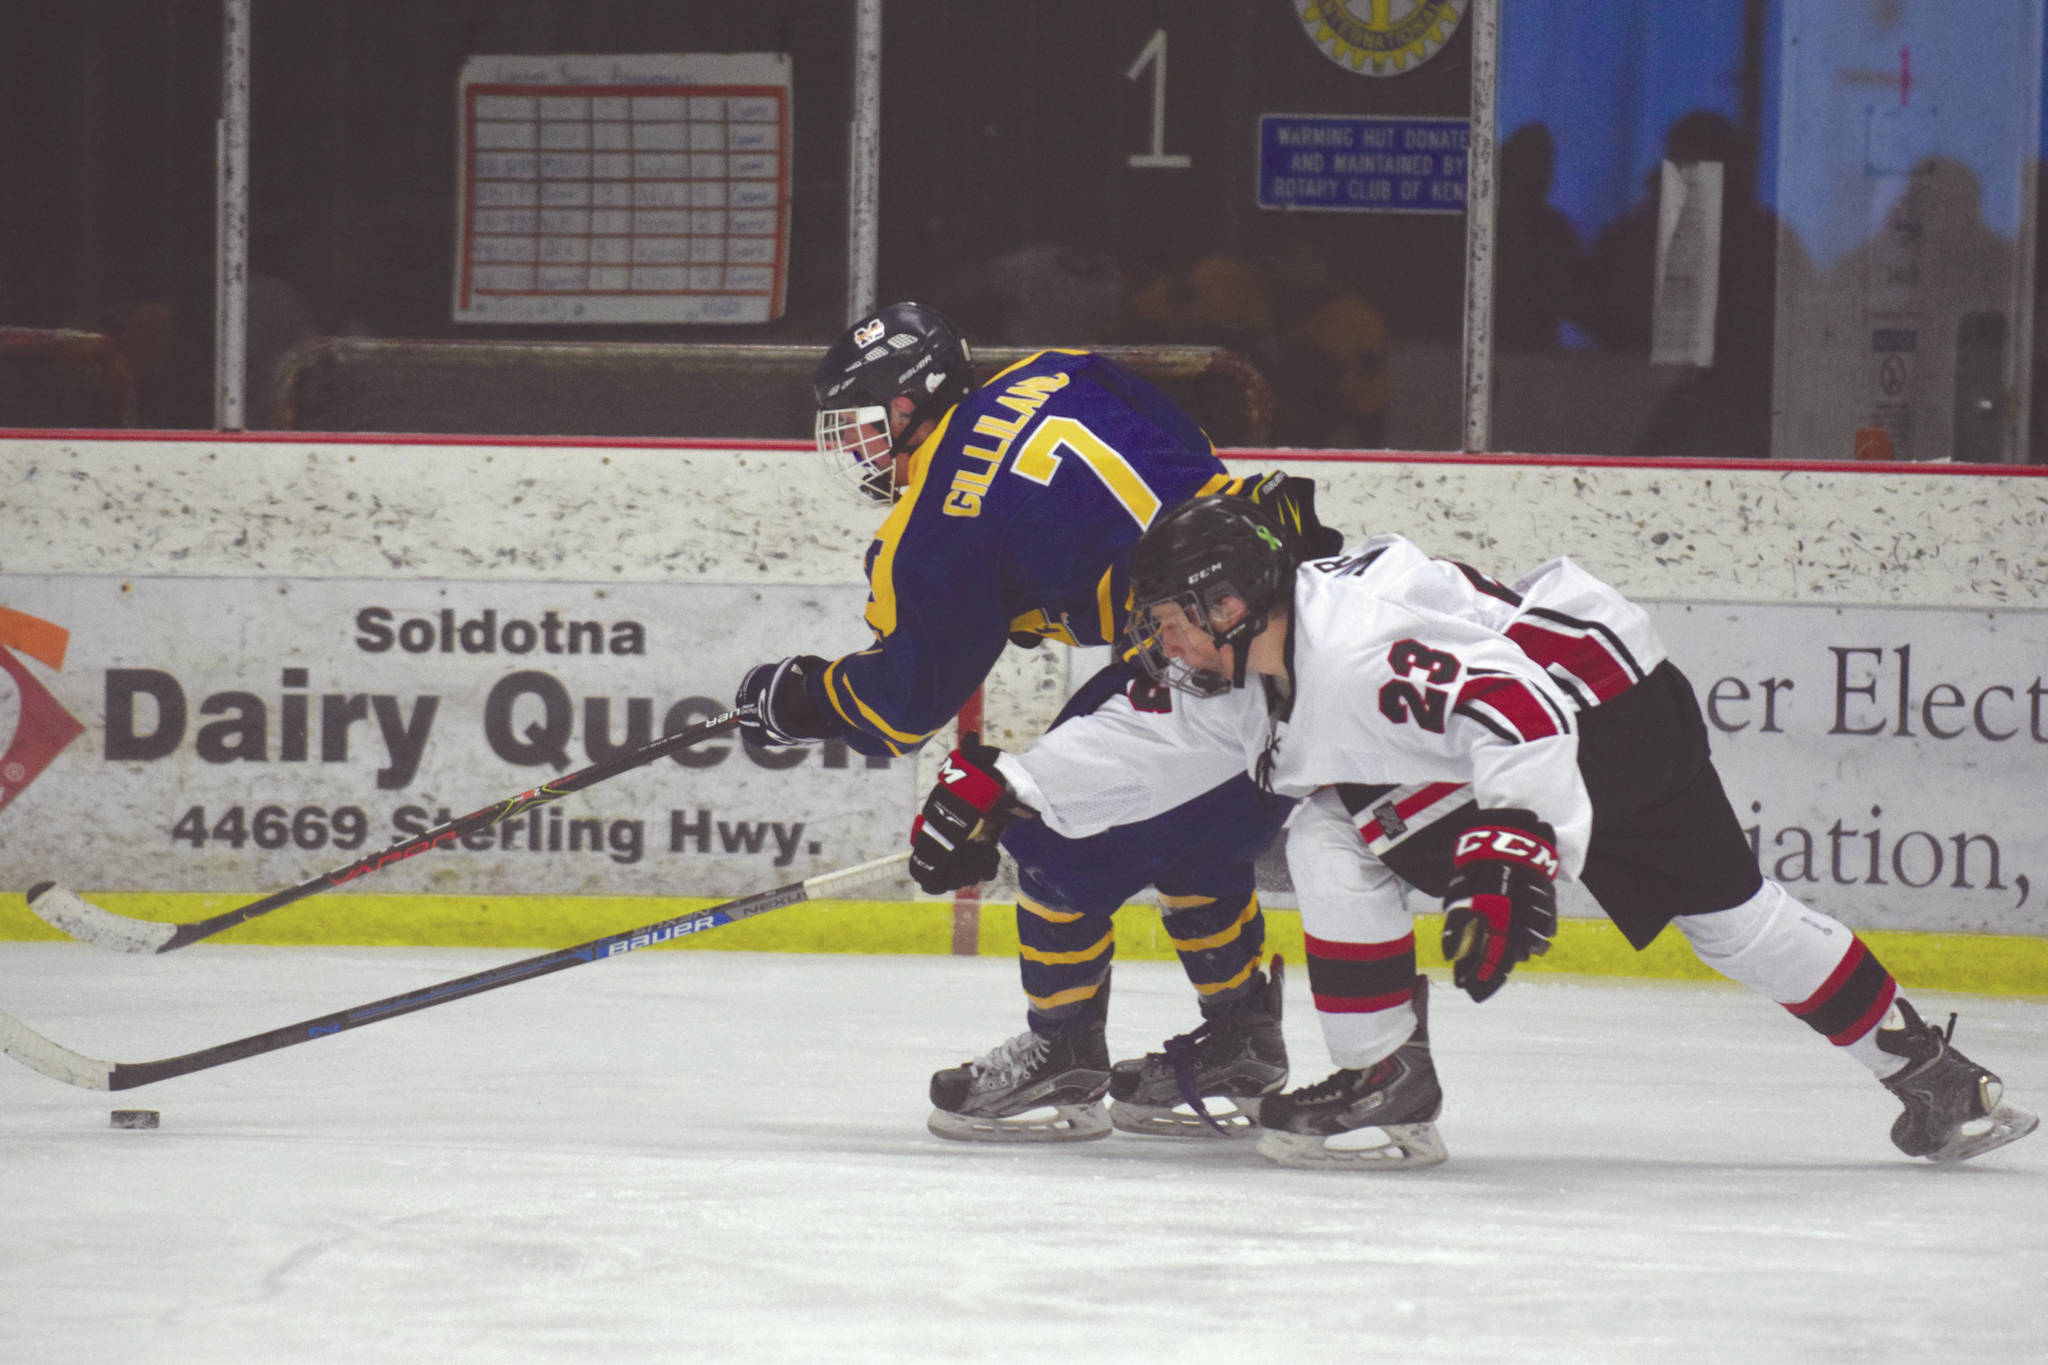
[1126,29,1191,169]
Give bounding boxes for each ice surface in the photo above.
[1,942,2042,1364]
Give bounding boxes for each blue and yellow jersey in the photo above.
[806,350,1239,757]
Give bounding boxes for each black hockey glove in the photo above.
[1441,810,1560,1003]
[734,655,842,747]
[1234,470,1346,559]
[909,740,1015,894]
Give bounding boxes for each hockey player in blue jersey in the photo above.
[736,301,1338,1142]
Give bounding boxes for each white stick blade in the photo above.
[802,849,911,898]
[0,1010,114,1090]
[24,885,177,954]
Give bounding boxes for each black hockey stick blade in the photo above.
[21,706,753,954]
[0,849,910,1092]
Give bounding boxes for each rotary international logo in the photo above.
[0,607,84,818]
[1292,0,1468,77]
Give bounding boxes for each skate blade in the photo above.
[1256,1122,1448,1170]
[1109,1097,1263,1139]
[927,1101,1111,1144]
[1926,1099,2040,1163]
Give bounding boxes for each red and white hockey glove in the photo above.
[909,741,1013,894]
[1441,810,1560,1003]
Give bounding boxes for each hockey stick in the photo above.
[22,706,753,955]
[0,849,911,1092]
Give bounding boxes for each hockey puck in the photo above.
[109,1109,159,1129]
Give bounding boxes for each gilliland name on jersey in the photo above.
[942,370,1071,518]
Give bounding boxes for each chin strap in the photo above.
[1221,609,1267,690]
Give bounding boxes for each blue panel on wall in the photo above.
[1256,115,1471,214]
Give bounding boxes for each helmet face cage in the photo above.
[1123,494,1296,697]
[1124,582,1247,699]
[816,403,896,503]
[812,302,973,504]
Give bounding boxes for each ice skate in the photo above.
[927,1027,1112,1143]
[1108,955,1288,1137]
[1256,974,1446,1170]
[1877,998,2039,1163]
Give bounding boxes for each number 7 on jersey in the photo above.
[1009,415,1163,529]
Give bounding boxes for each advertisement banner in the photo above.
[1647,600,2047,935]
[0,577,906,897]
[5,575,2045,939]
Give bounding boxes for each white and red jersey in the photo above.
[1000,534,1667,879]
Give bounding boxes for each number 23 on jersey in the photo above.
[1378,639,1460,733]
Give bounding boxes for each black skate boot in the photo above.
[928,1027,1112,1143]
[1877,997,2039,1162]
[1255,974,1446,1170]
[1107,956,1288,1138]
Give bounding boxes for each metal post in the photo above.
[215,0,251,430]
[846,0,883,324]
[1460,0,1500,454]
[2010,0,2045,462]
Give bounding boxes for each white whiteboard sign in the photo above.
[453,53,792,325]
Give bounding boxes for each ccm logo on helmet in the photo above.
[1455,826,1560,877]
[854,318,886,346]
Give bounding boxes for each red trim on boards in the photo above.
[0,427,805,452]
[4,428,2045,478]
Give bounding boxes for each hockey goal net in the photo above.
[268,336,1273,444]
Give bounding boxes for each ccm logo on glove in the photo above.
[1453,826,1561,878]
[1441,810,1560,1004]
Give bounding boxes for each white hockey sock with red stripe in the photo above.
[1673,879,1905,1078]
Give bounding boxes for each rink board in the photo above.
[4,433,2047,991]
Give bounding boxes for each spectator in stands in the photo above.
[1493,122,1590,354]
[1584,111,1810,458]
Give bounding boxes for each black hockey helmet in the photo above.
[1124,495,1296,697]
[813,301,975,502]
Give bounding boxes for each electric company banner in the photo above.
[0,577,907,897]
[1639,600,2047,936]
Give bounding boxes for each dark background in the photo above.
[1,1,2039,460]
[0,1,1464,444]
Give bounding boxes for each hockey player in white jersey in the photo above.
[907,495,2038,1170]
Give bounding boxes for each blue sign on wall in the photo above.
[1256,114,1470,213]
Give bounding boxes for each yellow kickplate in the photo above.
[2,894,2041,997]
